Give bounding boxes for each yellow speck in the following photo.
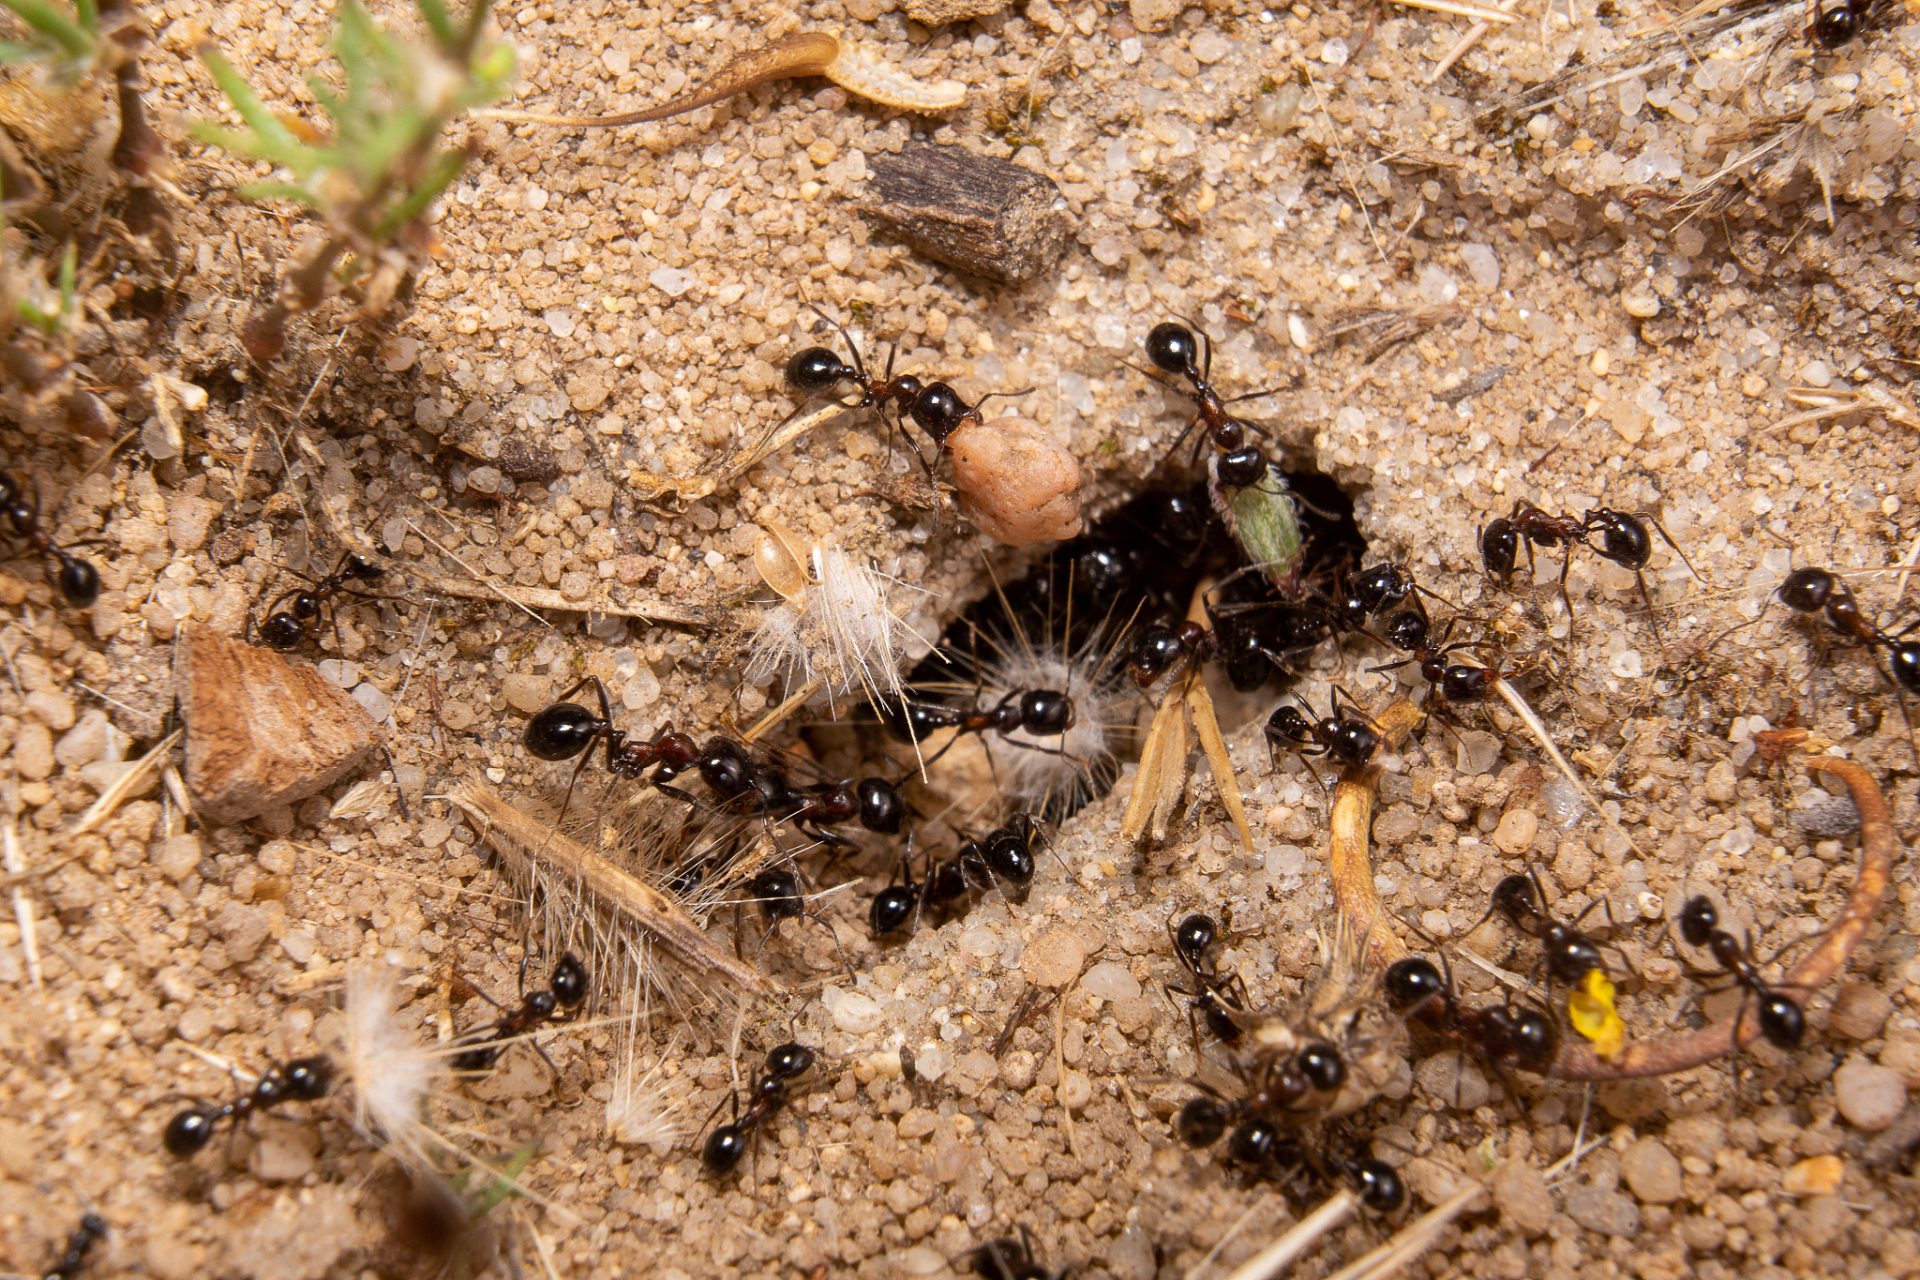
[1569,969,1625,1059]
[1571,136,1595,152]
[601,295,623,313]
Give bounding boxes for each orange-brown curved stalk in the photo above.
[1553,756,1893,1080]
[1331,697,1421,971]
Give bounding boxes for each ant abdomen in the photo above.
[525,701,604,760]
[784,346,854,392]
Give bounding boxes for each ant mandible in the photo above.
[1480,499,1698,622]
[164,1055,334,1157]
[1676,896,1805,1049]
[0,468,100,608]
[256,550,385,650]
[702,1041,818,1176]
[451,953,589,1071]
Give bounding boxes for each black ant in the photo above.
[1174,1042,1351,1153]
[1263,685,1384,780]
[451,953,588,1071]
[524,674,703,815]
[0,468,100,608]
[702,1041,817,1177]
[900,379,1035,458]
[1476,868,1616,993]
[1807,0,1876,47]
[1383,955,1558,1081]
[1480,499,1698,622]
[967,1227,1071,1280]
[164,1056,333,1157]
[1165,911,1252,1052]
[1775,567,1920,694]
[656,737,909,846]
[785,307,926,461]
[43,1212,108,1280]
[1367,613,1509,708]
[1138,321,1277,478]
[1676,896,1805,1049]
[882,685,1077,769]
[737,858,858,979]
[255,550,385,650]
[1177,1096,1402,1210]
[870,815,1047,937]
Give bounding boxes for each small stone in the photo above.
[1022,927,1089,993]
[249,1120,320,1181]
[500,673,552,715]
[212,901,271,963]
[1834,1060,1907,1131]
[1059,1069,1093,1110]
[1080,961,1140,1002]
[12,721,52,780]
[1622,289,1662,318]
[897,1108,938,1140]
[1800,359,1834,388]
[53,708,110,769]
[154,833,201,880]
[167,494,222,552]
[1000,1049,1038,1090]
[1492,1160,1553,1234]
[1107,1225,1158,1280]
[948,415,1083,546]
[1418,264,1460,305]
[1128,0,1181,30]
[1373,804,1420,844]
[25,686,75,730]
[1564,1184,1641,1236]
[649,267,698,298]
[1492,808,1539,855]
[884,1178,928,1215]
[826,988,885,1035]
[1704,759,1738,802]
[1828,984,1893,1040]
[1782,1154,1845,1196]
[1414,1051,1489,1110]
[1189,30,1230,63]
[1622,1136,1683,1204]
[350,683,393,722]
[1460,242,1501,290]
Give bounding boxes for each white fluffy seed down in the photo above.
[747,541,926,709]
[342,962,445,1171]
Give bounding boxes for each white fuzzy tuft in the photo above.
[746,546,928,710]
[343,961,444,1171]
[607,1023,691,1154]
[976,638,1128,816]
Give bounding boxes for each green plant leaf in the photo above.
[469,1142,541,1217]
[0,0,95,60]
[72,0,94,32]
[16,295,57,335]
[0,39,42,62]
[371,146,464,241]
[196,45,314,168]
[413,0,455,49]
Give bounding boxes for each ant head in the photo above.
[1777,567,1835,613]
[1480,518,1519,578]
[1226,1118,1280,1169]
[785,345,853,393]
[163,1107,218,1157]
[767,1041,816,1079]
[1353,562,1413,614]
[1678,895,1718,949]
[1264,704,1314,745]
[1888,640,1920,695]
[1351,1158,1406,1212]
[1587,508,1652,570]
[1758,993,1806,1049]
[259,612,307,649]
[1215,446,1267,492]
[857,777,907,835]
[1813,0,1862,46]
[56,553,100,608]
[750,867,804,915]
[524,701,605,761]
[525,990,559,1021]
[1018,689,1074,736]
[1382,608,1429,653]
[1506,1006,1558,1069]
[908,381,974,445]
[1490,873,1541,925]
[697,739,752,796]
[1145,321,1201,378]
[1127,621,1190,686]
[1172,912,1218,969]
[986,825,1036,883]
[285,1056,333,1101]
[344,552,382,581]
[1174,1095,1231,1147]
[870,882,918,936]
[550,954,589,1006]
[1383,957,1446,1011]
[1298,1041,1347,1093]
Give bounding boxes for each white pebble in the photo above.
[1460,243,1501,290]
[318,659,362,689]
[1081,961,1142,1002]
[1834,1061,1907,1131]
[351,683,393,721]
[1608,649,1644,678]
[824,987,885,1035]
[1800,360,1834,388]
[649,267,698,298]
[544,308,577,338]
[1622,290,1662,318]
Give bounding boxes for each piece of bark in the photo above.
[860,145,1072,285]
[904,0,1011,22]
[175,624,382,825]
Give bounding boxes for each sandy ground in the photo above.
[2,0,1919,1277]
